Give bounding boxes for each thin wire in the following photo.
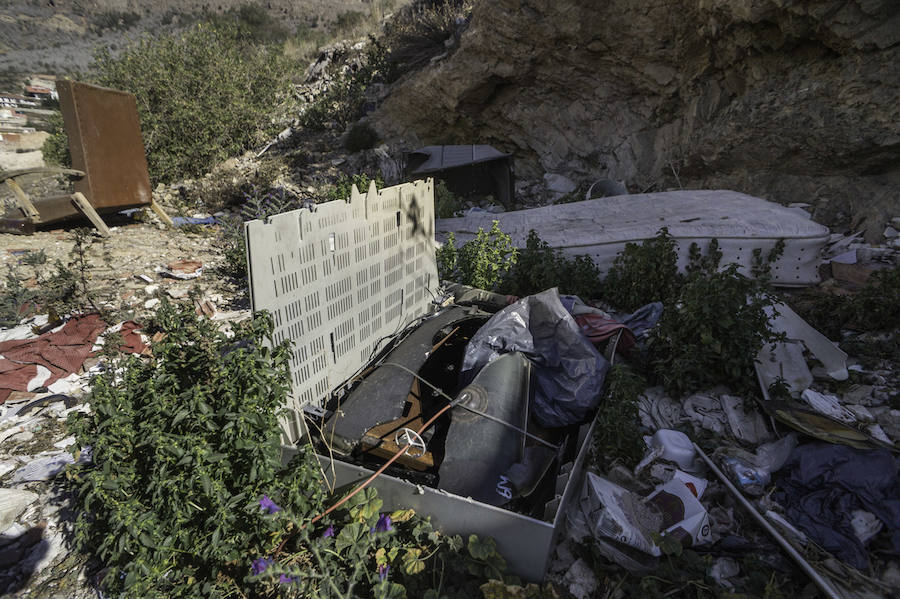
[379,362,559,451]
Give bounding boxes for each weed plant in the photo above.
[434,180,464,218]
[499,230,603,300]
[592,364,647,468]
[601,228,681,311]
[43,24,290,183]
[67,300,510,598]
[437,221,517,291]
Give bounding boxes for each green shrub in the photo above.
[68,303,303,597]
[322,173,384,203]
[58,24,291,183]
[219,187,302,281]
[68,300,511,597]
[300,69,369,131]
[437,221,517,291]
[433,179,463,218]
[841,265,900,331]
[592,365,647,468]
[647,265,779,397]
[208,3,291,44]
[601,227,681,312]
[500,230,603,300]
[41,112,70,168]
[372,0,473,83]
[344,121,380,152]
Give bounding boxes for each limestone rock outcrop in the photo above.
[374,0,900,238]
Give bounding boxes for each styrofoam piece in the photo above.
[756,340,813,397]
[648,429,697,470]
[436,190,830,286]
[246,179,439,441]
[766,302,848,381]
[800,389,856,424]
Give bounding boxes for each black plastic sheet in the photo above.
[460,288,609,428]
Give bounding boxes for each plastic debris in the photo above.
[719,433,797,496]
[683,392,772,444]
[800,389,856,424]
[460,288,609,428]
[156,259,203,280]
[755,340,813,397]
[635,429,699,473]
[9,448,91,484]
[573,471,711,558]
[764,301,848,381]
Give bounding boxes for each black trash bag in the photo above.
[773,442,900,569]
[460,288,609,428]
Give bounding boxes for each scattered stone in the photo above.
[52,436,75,449]
[7,430,34,444]
[145,284,159,295]
[0,489,39,530]
[884,226,898,240]
[144,298,161,309]
[843,384,875,405]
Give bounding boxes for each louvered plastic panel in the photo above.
[245,179,439,441]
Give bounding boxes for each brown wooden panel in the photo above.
[58,80,152,211]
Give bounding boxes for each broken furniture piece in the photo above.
[405,145,515,209]
[247,179,599,580]
[0,80,172,235]
[436,190,831,286]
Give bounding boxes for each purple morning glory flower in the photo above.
[378,564,390,581]
[375,513,392,533]
[322,524,335,538]
[279,574,294,584]
[251,557,273,576]
[259,495,281,514]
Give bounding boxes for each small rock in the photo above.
[7,430,34,444]
[145,284,159,295]
[167,287,189,299]
[884,226,899,240]
[0,488,39,530]
[0,523,27,548]
[52,436,75,449]
[842,384,874,405]
[543,173,577,195]
[144,298,161,309]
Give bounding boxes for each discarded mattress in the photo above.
[435,190,830,286]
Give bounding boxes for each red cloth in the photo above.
[574,313,637,354]
[0,314,147,403]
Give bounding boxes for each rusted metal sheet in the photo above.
[57,80,152,211]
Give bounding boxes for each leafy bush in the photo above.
[43,24,291,183]
[500,230,603,300]
[434,179,463,218]
[592,365,647,468]
[437,221,517,291]
[601,228,681,312]
[68,300,511,598]
[300,69,370,131]
[840,264,900,331]
[344,121,380,152]
[68,303,302,597]
[41,112,70,167]
[207,3,291,44]
[321,173,385,203]
[372,0,473,83]
[219,187,302,280]
[647,264,779,396]
[91,10,141,33]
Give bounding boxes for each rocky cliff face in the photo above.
[373,0,900,238]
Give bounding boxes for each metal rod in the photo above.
[380,361,559,451]
[692,443,843,599]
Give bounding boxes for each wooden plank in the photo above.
[150,199,175,227]
[70,192,110,237]
[5,178,40,220]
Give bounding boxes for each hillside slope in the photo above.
[374,0,900,238]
